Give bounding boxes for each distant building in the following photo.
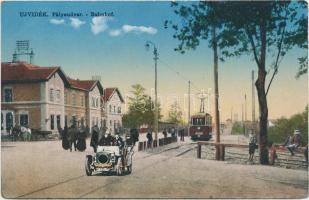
[65,79,103,128]
[1,62,69,134]
[1,62,125,136]
[102,88,124,134]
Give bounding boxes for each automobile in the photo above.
[85,144,134,176]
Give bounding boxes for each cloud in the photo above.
[122,25,157,34]
[91,16,111,35]
[49,19,65,25]
[70,18,85,29]
[109,29,122,37]
[108,25,158,37]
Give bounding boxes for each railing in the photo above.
[138,136,177,151]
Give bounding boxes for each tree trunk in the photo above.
[256,11,269,165]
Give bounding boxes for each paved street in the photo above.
[1,136,308,198]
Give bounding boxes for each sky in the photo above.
[1,1,308,122]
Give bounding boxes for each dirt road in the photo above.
[1,138,308,198]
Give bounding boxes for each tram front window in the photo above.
[192,118,205,125]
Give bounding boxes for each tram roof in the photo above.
[191,113,211,118]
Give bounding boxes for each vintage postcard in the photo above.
[1,1,308,199]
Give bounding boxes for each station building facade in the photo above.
[1,62,122,135]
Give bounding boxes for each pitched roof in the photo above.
[68,79,104,94]
[1,62,64,83]
[103,88,124,103]
[68,79,96,91]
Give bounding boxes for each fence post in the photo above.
[220,144,225,161]
[215,144,220,160]
[197,144,201,159]
[138,142,143,151]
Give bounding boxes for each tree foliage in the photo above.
[122,84,161,128]
[167,101,183,125]
[166,1,307,164]
[268,106,308,146]
[231,122,244,135]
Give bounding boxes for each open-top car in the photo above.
[85,144,134,176]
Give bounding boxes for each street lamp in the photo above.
[145,41,159,142]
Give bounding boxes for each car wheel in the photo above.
[85,155,92,176]
[127,164,132,174]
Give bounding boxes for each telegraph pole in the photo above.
[188,81,191,137]
[145,41,159,142]
[252,70,255,123]
[245,94,247,121]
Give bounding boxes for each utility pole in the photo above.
[242,104,244,124]
[231,107,233,122]
[145,41,159,142]
[245,94,247,121]
[252,70,255,123]
[213,26,220,144]
[188,80,191,137]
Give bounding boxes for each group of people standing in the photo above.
[61,121,87,152]
[248,129,308,166]
[7,124,32,141]
[90,126,139,153]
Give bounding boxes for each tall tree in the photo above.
[166,1,307,164]
[167,101,183,125]
[123,84,162,128]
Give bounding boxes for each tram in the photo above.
[189,113,212,141]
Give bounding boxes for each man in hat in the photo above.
[287,130,301,156]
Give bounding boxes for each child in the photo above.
[248,133,257,162]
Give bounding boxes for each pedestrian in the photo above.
[146,129,153,148]
[114,134,125,167]
[304,145,308,167]
[180,128,185,141]
[269,142,277,165]
[26,126,31,141]
[62,125,70,150]
[128,128,139,146]
[171,127,176,137]
[248,132,257,162]
[76,124,87,151]
[286,130,301,156]
[90,125,99,153]
[98,129,113,146]
[114,134,124,149]
[163,129,167,138]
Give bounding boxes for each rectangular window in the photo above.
[118,107,121,114]
[49,89,54,102]
[92,97,95,107]
[64,93,67,104]
[81,96,84,107]
[72,94,76,106]
[20,114,29,127]
[4,88,13,102]
[50,115,54,130]
[56,90,61,103]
